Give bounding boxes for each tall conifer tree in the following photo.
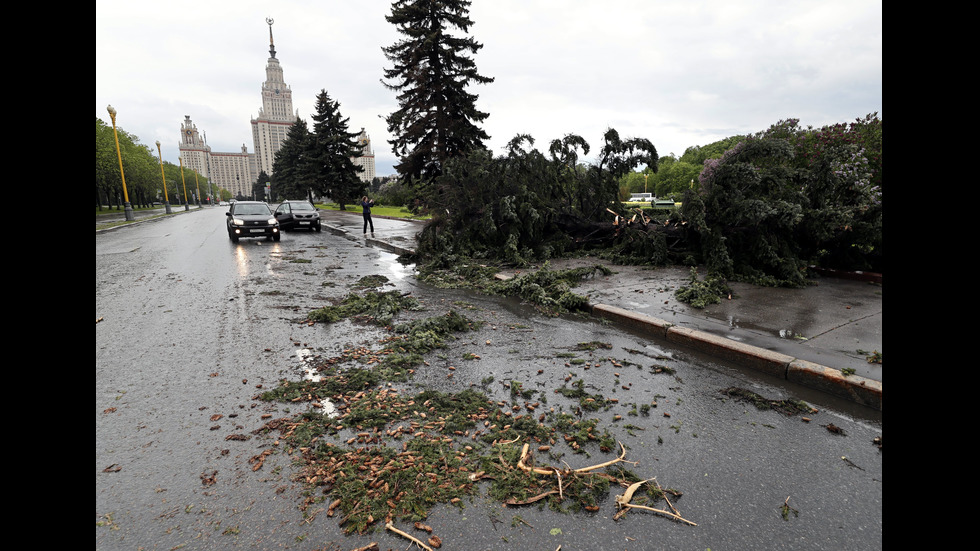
[382,0,494,189]
[271,118,312,201]
[308,89,364,209]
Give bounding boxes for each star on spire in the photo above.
[266,17,276,58]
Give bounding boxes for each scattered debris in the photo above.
[823,423,846,436]
[720,387,815,416]
[780,496,799,521]
[200,470,217,486]
[247,294,694,545]
[674,268,732,309]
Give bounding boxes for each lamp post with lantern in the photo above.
[105,105,135,221]
[178,156,190,211]
[155,141,172,214]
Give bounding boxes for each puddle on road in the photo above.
[640,342,678,360]
[295,348,336,416]
[375,251,415,282]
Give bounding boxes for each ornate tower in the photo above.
[354,128,376,182]
[178,115,211,180]
[251,17,296,177]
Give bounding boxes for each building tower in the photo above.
[353,128,376,183]
[178,115,210,178]
[251,17,296,178]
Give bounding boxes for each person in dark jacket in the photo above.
[361,196,375,235]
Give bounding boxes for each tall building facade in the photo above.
[251,18,296,179]
[354,128,376,183]
[178,116,252,200]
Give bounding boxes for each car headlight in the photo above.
[268,218,278,225]
[232,218,245,225]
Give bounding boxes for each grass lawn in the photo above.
[316,202,429,220]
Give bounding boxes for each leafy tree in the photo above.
[308,89,364,209]
[680,114,882,285]
[382,0,494,196]
[97,117,121,209]
[96,117,163,209]
[652,156,701,199]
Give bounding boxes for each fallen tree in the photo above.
[411,116,881,287]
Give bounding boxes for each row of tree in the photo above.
[618,136,745,201]
[96,117,227,209]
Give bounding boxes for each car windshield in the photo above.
[291,203,315,211]
[235,204,271,215]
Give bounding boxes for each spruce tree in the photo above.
[308,89,364,210]
[382,0,494,190]
[271,118,312,201]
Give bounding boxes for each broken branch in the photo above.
[620,503,697,526]
[385,522,434,551]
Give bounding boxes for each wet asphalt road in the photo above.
[96,207,882,550]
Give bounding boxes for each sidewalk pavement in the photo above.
[319,208,882,411]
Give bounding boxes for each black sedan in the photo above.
[274,200,322,231]
[226,201,281,242]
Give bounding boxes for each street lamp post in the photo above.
[178,156,190,211]
[155,141,172,214]
[204,131,214,205]
[192,168,202,207]
[106,105,135,221]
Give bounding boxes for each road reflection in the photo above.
[233,241,282,278]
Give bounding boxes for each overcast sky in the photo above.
[96,0,881,177]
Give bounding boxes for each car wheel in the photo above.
[230,234,238,242]
[315,223,321,232]
[273,232,281,242]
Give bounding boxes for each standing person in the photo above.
[361,196,375,236]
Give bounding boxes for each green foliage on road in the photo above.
[252,289,693,535]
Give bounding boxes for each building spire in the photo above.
[266,17,276,58]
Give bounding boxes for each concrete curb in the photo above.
[96,205,204,232]
[590,303,882,411]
